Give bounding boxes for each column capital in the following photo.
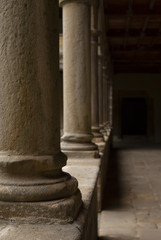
[59,0,91,7]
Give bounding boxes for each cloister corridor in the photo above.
[1,0,161,239]
[98,140,161,240]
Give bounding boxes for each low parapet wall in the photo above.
[0,131,112,240]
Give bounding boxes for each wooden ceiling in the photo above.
[104,0,161,73]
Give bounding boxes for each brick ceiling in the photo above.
[104,0,161,73]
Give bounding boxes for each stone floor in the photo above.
[98,140,161,240]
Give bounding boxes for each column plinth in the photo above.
[0,153,78,202]
[60,0,98,158]
[0,0,81,222]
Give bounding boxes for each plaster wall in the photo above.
[113,74,161,143]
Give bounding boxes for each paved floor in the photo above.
[98,141,161,240]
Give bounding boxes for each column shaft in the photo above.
[91,3,103,142]
[108,78,113,126]
[91,32,103,142]
[91,31,99,134]
[60,0,97,153]
[0,0,81,222]
[98,51,104,128]
[102,67,108,125]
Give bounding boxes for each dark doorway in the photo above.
[121,98,147,135]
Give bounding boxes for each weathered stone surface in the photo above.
[91,10,103,141]
[0,157,100,240]
[0,0,81,222]
[60,0,98,153]
[0,0,60,155]
[0,190,82,224]
[140,229,161,240]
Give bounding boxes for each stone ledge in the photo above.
[0,189,82,224]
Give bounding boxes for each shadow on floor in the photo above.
[114,138,161,150]
[102,140,161,210]
[102,147,123,210]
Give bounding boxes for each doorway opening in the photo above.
[121,98,147,136]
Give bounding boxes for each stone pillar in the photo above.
[0,0,81,222]
[101,65,109,140]
[60,0,98,157]
[109,78,113,126]
[98,46,104,130]
[102,67,108,125]
[91,5,103,143]
[59,34,64,136]
[97,2,105,134]
[106,76,111,135]
[102,65,113,139]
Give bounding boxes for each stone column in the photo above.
[59,34,64,136]
[109,78,113,126]
[91,5,103,143]
[0,0,81,222]
[102,65,113,139]
[60,0,98,157]
[106,77,111,122]
[102,67,108,125]
[98,45,104,130]
[97,2,105,134]
[101,65,109,140]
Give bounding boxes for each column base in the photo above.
[0,173,79,202]
[92,133,104,143]
[95,141,106,155]
[100,128,107,136]
[0,189,82,224]
[99,122,111,141]
[0,153,82,223]
[61,141,99,158]
[61,133,99,158]
[92,126,104,143]
[0,153,80,202]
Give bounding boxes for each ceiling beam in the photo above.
[104,0,160,74]
[113,60,161,64]
[109,45,161,51]
[114,64,161,73]
[124,0,133,48]
[137,17,149,47]
[107,29,160,37]
[149,0,156,9]
[137,0,156,48]
[105,10,161,15]
[151,23,161,46]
